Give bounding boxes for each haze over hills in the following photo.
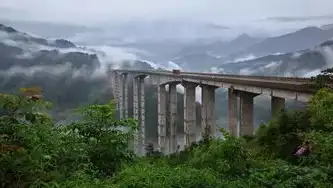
[211,37,333,78]
[0,24,156,121]
[171,24,333,73]
[0,19,100,38]
[0,21,332,146]
[231,26,333,58]
[176,34,263,58]
[4,2,333,186]
[170,34,263,71]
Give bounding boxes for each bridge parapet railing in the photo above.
[110,69,323,93]
[181,72,312,83]
[110,69,313,83]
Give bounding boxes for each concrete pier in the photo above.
[109,69,314,155]
[183,82,197,148]
[138,76,146,156]
[110,72,116,100]
[133,77,139,154]
[114,72,120,115]
[271,96,285,117]
[119,74,124,119]
[238,91,258,136]
[201,85,216,138]
[157,84,167,153]
[228,87,238,136]
[123,73,129,118]
[168,83,178,153]
[165,86,170,154]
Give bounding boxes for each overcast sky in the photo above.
[1,0,333,26]
[1,0,333,41]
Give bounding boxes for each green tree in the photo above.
[0,89,138,187]
[66,101,138,177]
[255,110,310,160]
[0,88,91,187]
[311,68,333,89]
[308,88,333,131]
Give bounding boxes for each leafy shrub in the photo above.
[308,88,333,131]
[112,164,221,188]
[247,161,331,187]
[304,131,333,165]
[65,101,138,177]
[3,70,333,188]
[188,129,250,178]
[255,110,310,160]
[0,89,136,187]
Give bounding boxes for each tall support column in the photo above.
[183,82,197,148]
[238,91,258,136]
[201,85,216,138]
[165,87,170,154]
[119,74,124,119]
[123,73,129,118]
[110,72,116,99]
[228,87,237,136]
[114,72,120,117]
[168,83,178,153]
[271,96,285,117]
[158,84,167,154]
[133,77,139,154]
[138,76,146,156]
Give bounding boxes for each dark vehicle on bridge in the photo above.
[172,69,181,74]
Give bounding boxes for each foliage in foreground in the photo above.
[1,69,333,187]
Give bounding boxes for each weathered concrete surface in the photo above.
[158,84,167,153]
[168,83,178,153]
[165,86,170,154]
[201,85,217,138]
[237,90,259,136]
[109,69,317,154]
[271,96,285,117]
[182,82,197,148]
[123,73,129,118]
[114,72,120,114]
[228,87,238,136]
[132,77,139,154]
[119,74,124,119]
[111,69,315,102]
[138,76,146,156]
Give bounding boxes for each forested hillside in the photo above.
[1,68,333,187]
[1,24,290,143]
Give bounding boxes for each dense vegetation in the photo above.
[1,69,333,187]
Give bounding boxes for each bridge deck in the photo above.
[111,69,317,93]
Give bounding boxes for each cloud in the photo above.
[239,68,255,75]
[231,54,258,62]
[321,46,333,68]
[0,63,72,77]
[0,29,146,79]
[265,14,333,22]
[1,0,333,28]
[2,0,333,43]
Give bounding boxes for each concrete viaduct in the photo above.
[109,69,316,156]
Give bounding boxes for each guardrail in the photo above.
[181,71,312,82]
[109,69,319,93]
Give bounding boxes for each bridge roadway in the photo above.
[113,69,315,94]
[109,69,317,155]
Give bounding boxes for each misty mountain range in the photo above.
[0,22,332,144]
[172,25,333,72]
[0,23,154,121]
